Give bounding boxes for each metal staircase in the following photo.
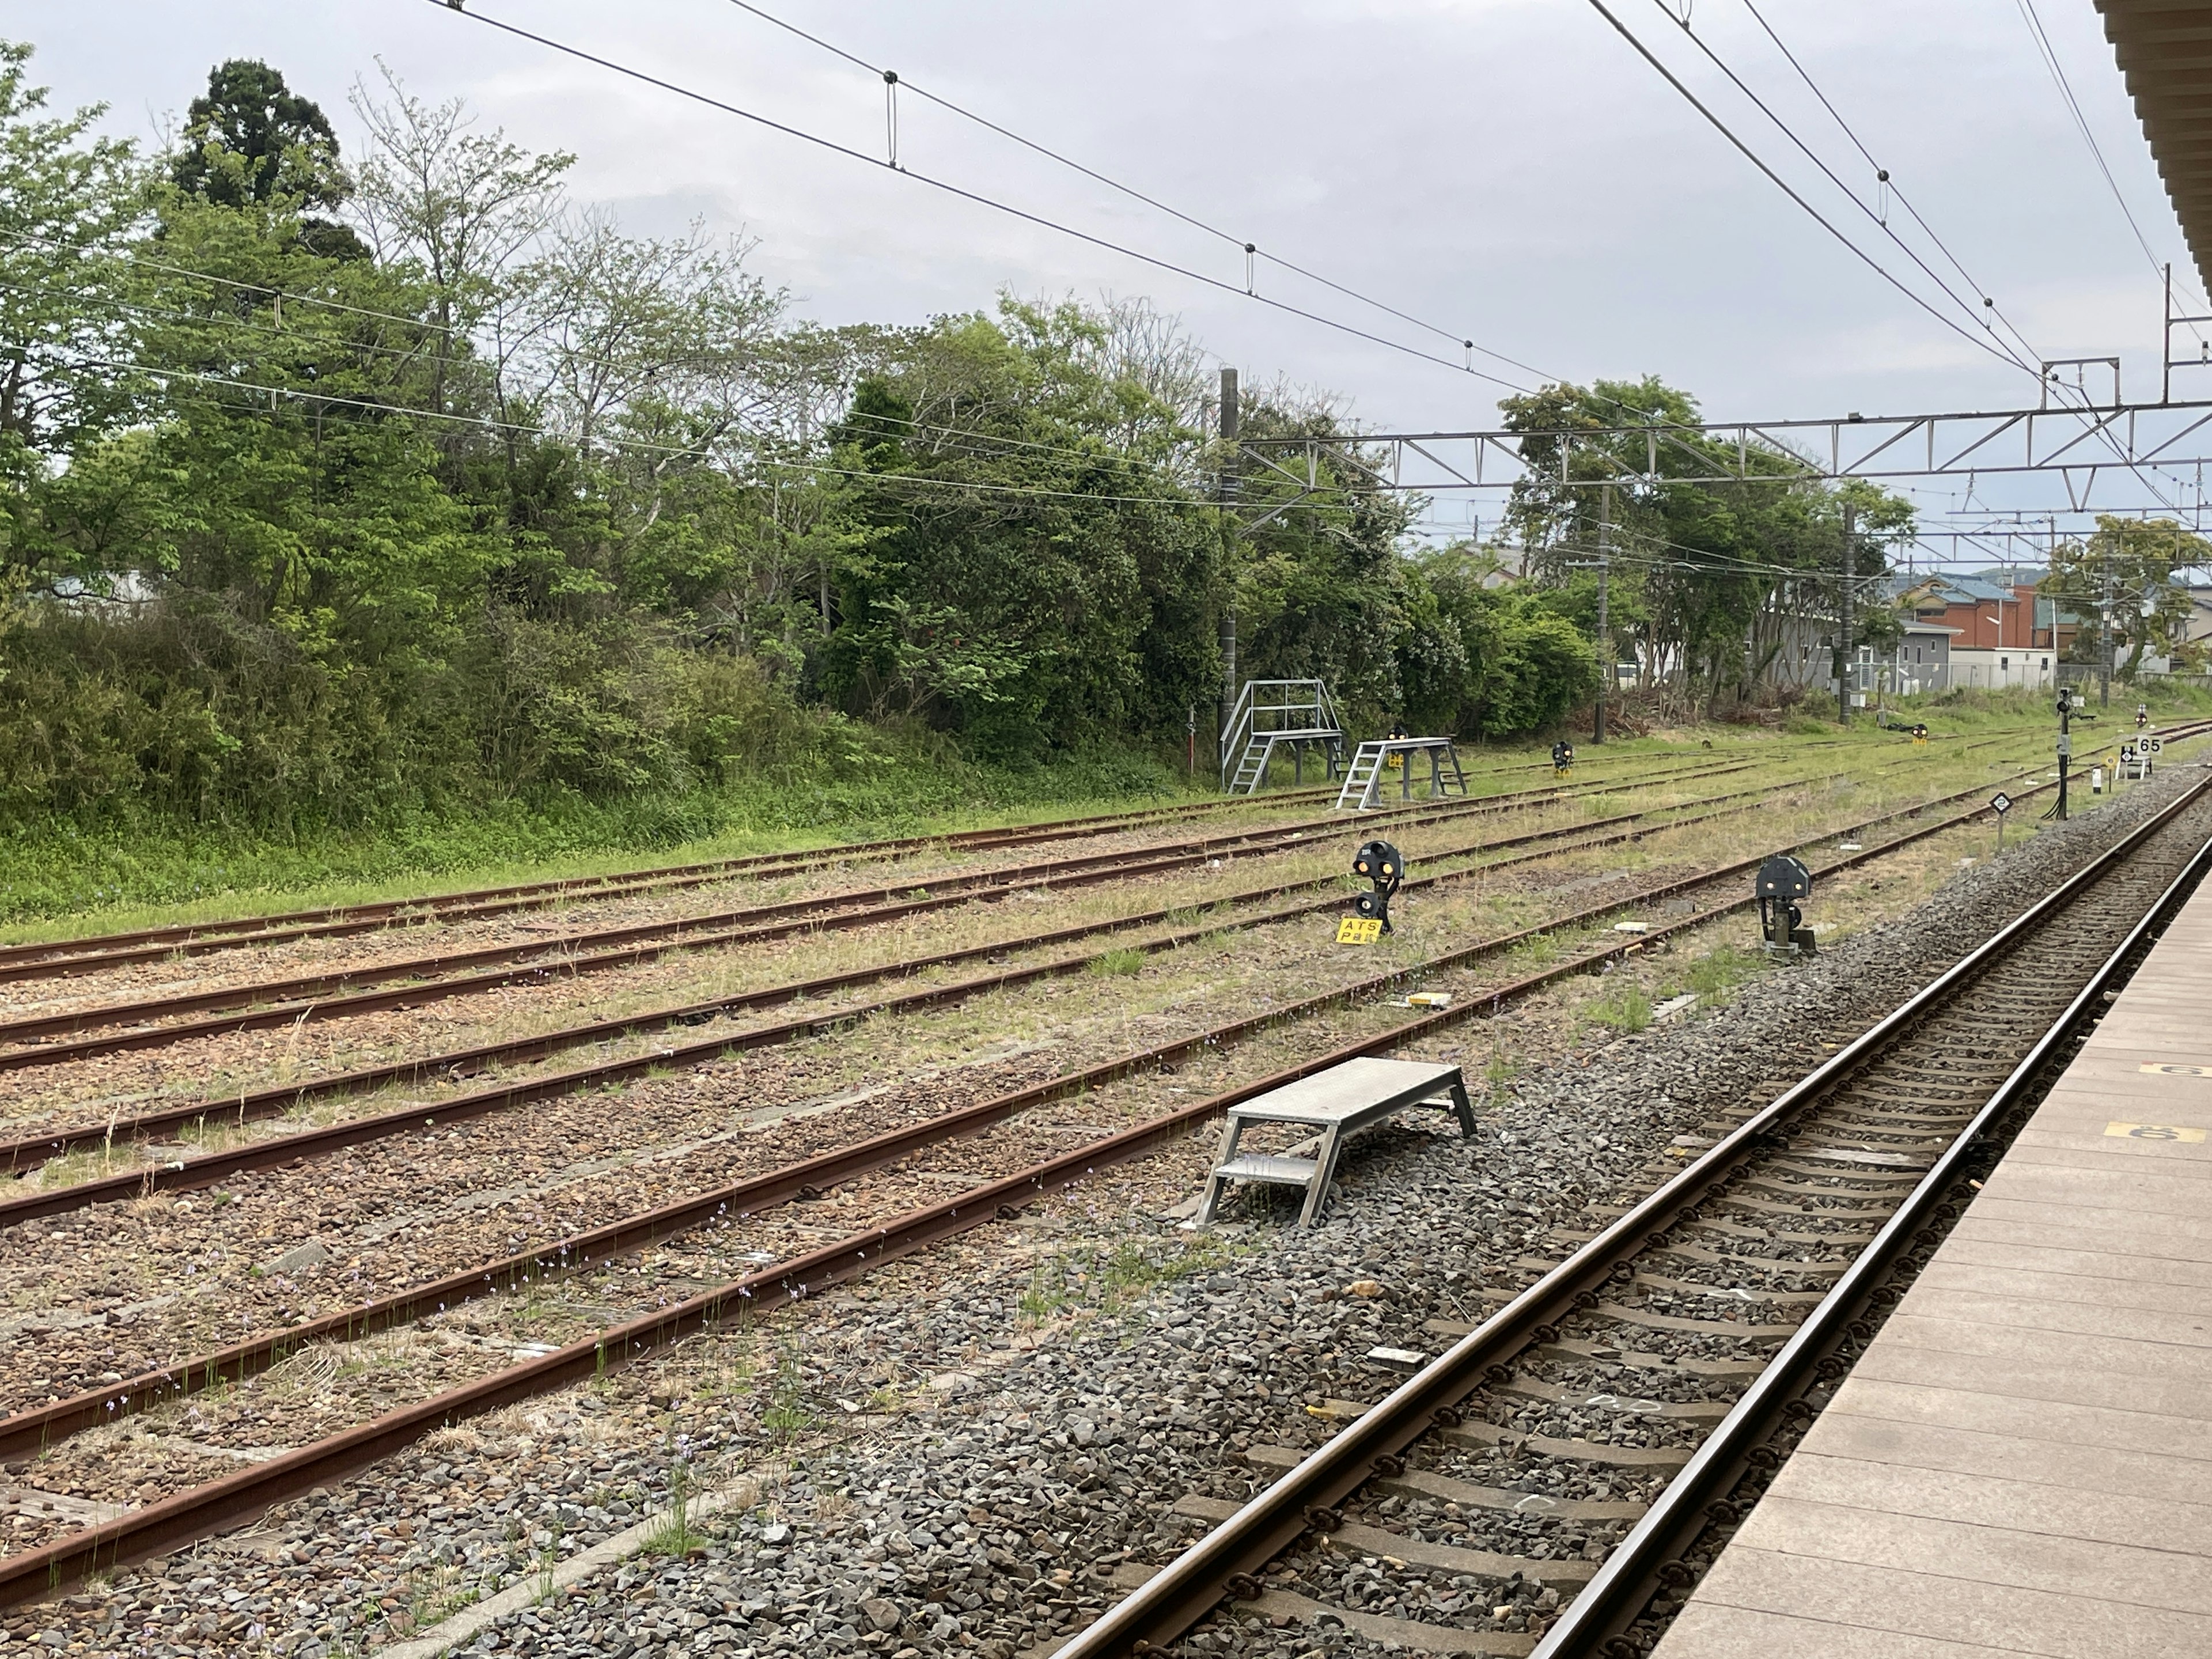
[1220,680,1346,794]
[1335,738,1470,810]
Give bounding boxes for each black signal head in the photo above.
[1353,839,1404,885]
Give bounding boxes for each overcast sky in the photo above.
[7,0,2196,556]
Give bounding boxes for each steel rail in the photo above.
[0,774,1794,1174]
[1526,825,2212,1656]
[0,718,2104,1066]
[0,790,1355,986]
[0,774,1842,1225]
[0,724,2078,1075]
[1046,774,2212,1659]
[0,757,2155,1601]
[0,761,2038,1226]
[0,789,1340,972]
[0,748,1736,976]
[0,725,2138,1173]
[0,767,1711,1053]
[0,763,2086,1474]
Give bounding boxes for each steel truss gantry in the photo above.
[1240,396,2212,510]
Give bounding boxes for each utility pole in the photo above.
[2100,542,2115,709]
[1217,367,1240,763]
[1594,482,1612,744]
[1838,502,1856,725]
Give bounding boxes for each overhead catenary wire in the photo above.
[711,0,1933,453]
[0,222,464,338]
[81,351,1435,524]
[423,0,1541,395]
[1580,0,2038,376]
[0,250,1310,483]
[20,84,2195,545]
[1606,15,2179,525]
[46,234,2134,525]
[2012,0,2206,310]
[719,0,1561,387]
[1654,0,2039,373]
[1551,3,2193,514]
[1734,0,2058,361]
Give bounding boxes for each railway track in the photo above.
[0,766,1800,1178]
[0,723,2096,1074]
[0,725,2181,1603]
[1047,768,2212,1658]
[0,729,2032,993]
[0,722,2100,1157]
[0,748,1741,982]
[0,759,1760,1058]
[0,786,1339,979]
[0,755,2027,1219]
[0,751,2126,1597]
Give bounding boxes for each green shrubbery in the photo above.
[0,46,1618,860]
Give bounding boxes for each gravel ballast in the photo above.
[1,760,2202,1659]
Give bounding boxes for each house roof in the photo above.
[1942,574,2023,607]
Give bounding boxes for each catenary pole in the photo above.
[2100,543,2115,708]
[1595,482,1612,743]
[1218,367,1240,768]
[1838,501,1856,724]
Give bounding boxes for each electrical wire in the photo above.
[1734,0,2052,362]
[76,351,1443,526]
[2013,0,2205,308]
[0,251,1290,482]
[0,222,462,338]
[1581,0,2032,374]
[1653,2,2024,368]
[715,0,2049,458]
[718,0,1562,385]
[1633,6,2180,512]
[425,0,1541,394]
[22,188,2196,532]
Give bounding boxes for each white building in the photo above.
[1948,645,2057,691]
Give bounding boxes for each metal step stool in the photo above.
[1198,1056,1475,1227]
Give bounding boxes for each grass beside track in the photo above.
[2,692,2165,944]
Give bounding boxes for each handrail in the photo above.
[1219,679,1344,785]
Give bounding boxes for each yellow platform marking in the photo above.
[2105,1121,2209,1143]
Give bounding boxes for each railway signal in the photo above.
[1993,790,2012,850]
[1348,839,1404,936]
[2054,686,2075,821]
[1755,854,1816,957]
[1551,740,1575,777]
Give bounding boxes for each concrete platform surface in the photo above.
[1652,849,2212,1658]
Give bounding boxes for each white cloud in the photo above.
[9,0,2194,521]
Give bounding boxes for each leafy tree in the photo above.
[2045,515,2210,678]
[818,304,1218,757]
[1502,376,1912,715]
[0,36,145,571]
[172,59,345,209]
[347,64,572,414]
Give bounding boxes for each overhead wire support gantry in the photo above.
[1239,396,2212,509]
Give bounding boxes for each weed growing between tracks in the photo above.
[0,734,2158,1619]
[0,743,2113,1433]
[1,762,2200,1655]
[1582,984,1654,1033]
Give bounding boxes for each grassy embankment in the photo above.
[1,685,2194,941]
